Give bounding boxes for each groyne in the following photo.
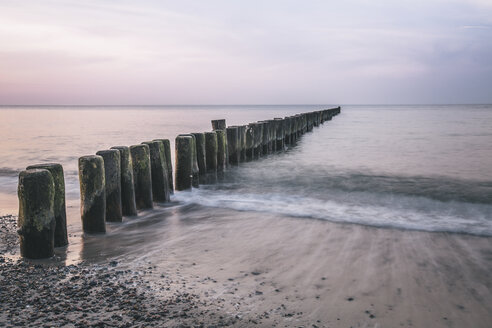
[16,107,340,258]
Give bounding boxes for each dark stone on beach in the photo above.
[175,136,193,191]
[96,149,123,222]
[142,141,170,203]
[26,163,68,247]
[130,144,153,210]
[78,155,106,233]
[110,146,138,216]
[211,119,226,131]
[17,169,56,258]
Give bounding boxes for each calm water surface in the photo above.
[1,105,491,237]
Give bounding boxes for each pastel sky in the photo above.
[0,0,491,105]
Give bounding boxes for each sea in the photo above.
[1,104,491,240]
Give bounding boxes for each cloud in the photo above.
[0,0,491,104]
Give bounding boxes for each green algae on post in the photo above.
[17,169,56,259]
[143,140,170,203]
[215,129,227,171]
[78,155,106,233]
[157,139,174,194]
[96,149,123,222]
[175,135,193,191]
[226,127,239,166]
[191,133,207,183]
[211,119,226,131]
[178,134,200,188]
[110,146,137,216]
[130,144,153,210]
[25,163,68,247]
[205,131,218,177]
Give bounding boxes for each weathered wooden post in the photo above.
[253,123,262,158]
[191,133,207,184]
[274,118,285,151]
[205,131,218,182]
[267,120,276,152]
[110,146,137,216]
[175,135,193,191]
[239,125,247,162]
[215,130,227,172]
[245,125,254,161]
[142,141,170,203]
[26,163,68,247]
[95,150,122,222]
[259,121,269,155]
[226,127,239,165]
[211,119,226,131]
[17,169,56,258]
[179,134,200,188]
[153,139,173,194]
[130,144,153,210]
[78,155,106,233]
[284,117,292,146]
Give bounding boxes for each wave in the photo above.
[229,164,492,205]
[173,188,492,236]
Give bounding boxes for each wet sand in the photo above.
[1,206,492,327]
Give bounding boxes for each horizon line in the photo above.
[0,103,491,107]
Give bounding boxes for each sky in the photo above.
[0,0,491,105]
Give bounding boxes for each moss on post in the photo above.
[26,163,67,247]
[157,139,174,194]
[245,125,255,161]
[178,134,199,188]
[211,119,226,130]
[78,155,106,233]
[226,127,239,165]
[175,136,193,191]
[142,141,170,203]
[110,146,137,216]
[205,132,218,183]
[191,133,207,183]
[17,169,56,259]
[215,129,227,171]
[95,150,122,222]
[130,144,153,210]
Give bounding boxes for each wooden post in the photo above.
[26,163,68,247]
[111,146,138,216]
[17,169,56,258]
[142,141,170,203]
[95,150,123,222]
[175,136,193,191]
[78,155,106,233]
[130,144,153,210]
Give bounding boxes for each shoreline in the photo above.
[1,209,492,327]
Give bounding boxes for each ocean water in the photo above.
[1,105,491,237]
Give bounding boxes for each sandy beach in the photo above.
[1,205,491,327]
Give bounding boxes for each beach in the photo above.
[1,105,492,327]
[2,205,491,327]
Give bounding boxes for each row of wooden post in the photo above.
[174,107,341,190]
[16,107,340,258]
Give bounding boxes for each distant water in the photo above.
[1,105,491,236]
